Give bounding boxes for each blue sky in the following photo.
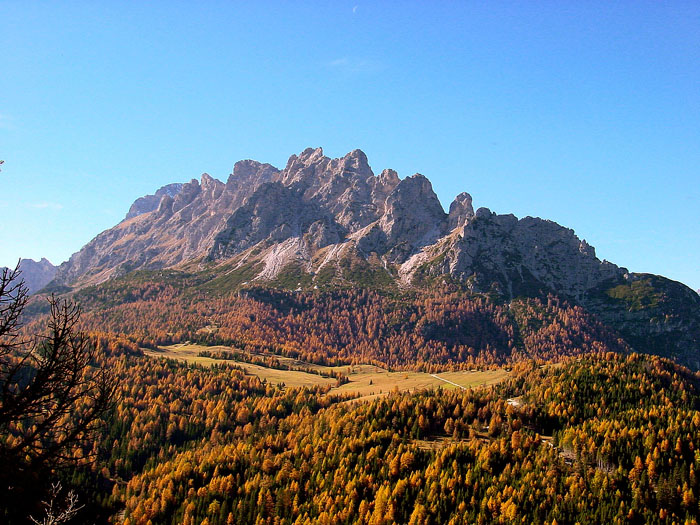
[1,2,699,291]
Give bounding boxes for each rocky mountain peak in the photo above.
[125,183,184,219]
[200,172,219,188]
[281,148,375,187]
[378,168,399,186]
[199,173,225,201]
[299,146,326,163]
[339,149,372,177]
[281,148,328,187]
[172,179,202,213]
[156,194,174,217]
[386,174,445,216]
[300,146,323,156]
[356,173,447,263]
[579,239,595,257]
[475,207,493,219]
[228,160,280,188]
[448,192,474,230]
[284,147,326,174]
[416,210,625,301]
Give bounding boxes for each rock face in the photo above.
[211,183,344,259]
[2,258,57,294]
[53,162,280,285]
[448,192,474,230]
[411,209,624,301]
[126,183,184,219]
[356,174,447,263]
[278,147,398,231]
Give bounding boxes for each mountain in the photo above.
[50,147,622,293]
[2,258,57,294]
[45,147,700,367]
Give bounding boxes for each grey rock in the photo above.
[53,165,279,285]
[2,258,57,294]
[357,174,447,262]
[448,192,474,230]
[126,183,184,219]
[210,182,344,259]
[416,211,624,300]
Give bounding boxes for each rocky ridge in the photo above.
[53,160,280,284]
[126,183,184,219]
[48,147,668,300]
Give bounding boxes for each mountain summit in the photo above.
[51,147,623,297]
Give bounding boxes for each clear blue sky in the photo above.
[1,2,699,291]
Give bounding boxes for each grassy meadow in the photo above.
[144,343,510,400]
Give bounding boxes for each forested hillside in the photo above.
[28,273,631,370]
[53,347,700,524]
[5,259,700,524]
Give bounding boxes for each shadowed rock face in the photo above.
[210,183,345,259]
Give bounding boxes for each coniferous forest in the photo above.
[3,269,700,524]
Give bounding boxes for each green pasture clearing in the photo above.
[145,344,510,400]
[144,344,337,388]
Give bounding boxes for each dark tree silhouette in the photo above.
[0,264,116,521]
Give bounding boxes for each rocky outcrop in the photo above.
[279,148,398,232]
[226,160,281,209]
[53,161,280,285]
[210,183,344,259]
[126,183,183,219]
[448,192,474,230]
[210,148,404,265]
[405,208,624,301]
[356,174,447,262]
